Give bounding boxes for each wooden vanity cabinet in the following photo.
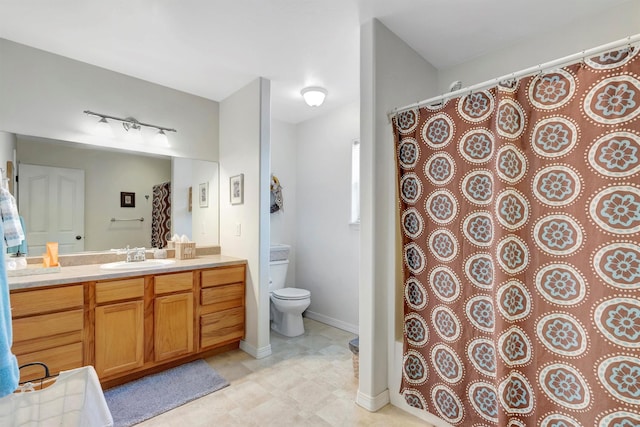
[10,262,245,387]
[153,272,194,362]
[94,278,145,378]
[10,285,85,382]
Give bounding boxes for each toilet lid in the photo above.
[272,288,310,300]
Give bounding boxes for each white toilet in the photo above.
[269,245,311,337]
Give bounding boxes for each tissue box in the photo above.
[175,242,196,259]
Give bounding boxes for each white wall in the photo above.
[0,39,219,162]
[438,2,640,94]
[17,137,171,251]
[191,160,220,246]
[171,157,193,239]
[219,78,272,359]
[363,2,640,425]
[271,107,361,335]
[2,38,222,249]
[172,158,220,245]
[359,18,439,419]
[295,102,360,333]
[270,119,297,287]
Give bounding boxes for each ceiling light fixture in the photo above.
[84,110,177,143]
[301,87,327,107]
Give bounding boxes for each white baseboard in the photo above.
[304,311,359,334]
[389,391,451,426]
[240,340,272,359]
[356,388,390,412]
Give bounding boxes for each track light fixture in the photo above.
[155,129,169,146]
[84,110,177,142]
[121,117,141,132]
[94,116,114,137]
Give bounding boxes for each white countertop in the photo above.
[9,255,246,291]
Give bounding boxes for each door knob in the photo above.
[75,235,82,240]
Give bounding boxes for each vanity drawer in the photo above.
[11,285,84,318]
[16,342,84,383]
[201,283,244,310]
[200,307,244,348]
[13,309,84,343]
[154,272,193,294]
[201,266,245,288]
[96,278,144,304]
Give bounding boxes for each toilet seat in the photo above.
[272,288,310,300]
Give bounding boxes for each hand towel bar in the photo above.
[110,217,144,222]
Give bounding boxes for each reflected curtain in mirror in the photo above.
[151,182,171,248]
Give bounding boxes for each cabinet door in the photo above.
[154,293,194,362]
[95,300,144,378]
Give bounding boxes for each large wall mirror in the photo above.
[14,135,219,255]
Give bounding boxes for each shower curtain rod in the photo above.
[388,33,640,120]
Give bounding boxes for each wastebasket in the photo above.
[348,337,359,379]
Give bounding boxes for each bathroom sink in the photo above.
[100,259,176,270]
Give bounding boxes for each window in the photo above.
[350,139,360,225]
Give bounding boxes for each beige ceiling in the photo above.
[0,0,632,123]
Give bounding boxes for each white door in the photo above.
[18,164,85,255]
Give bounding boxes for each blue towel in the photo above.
[6,216,27,255]
[0,226,19,397]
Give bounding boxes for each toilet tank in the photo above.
[269,260,289,292]
[270,244,290,262]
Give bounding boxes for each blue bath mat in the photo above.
[104,359,229,427]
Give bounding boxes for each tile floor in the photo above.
[138,318,428,426]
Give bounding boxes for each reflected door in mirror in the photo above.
[18,164,85,255]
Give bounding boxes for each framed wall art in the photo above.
[121,192,135,208]
[230,174,244,205]
[199,182,209,208]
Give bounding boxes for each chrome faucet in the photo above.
[116,246,146,262]
[129,246,146,262]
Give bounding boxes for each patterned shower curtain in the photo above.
[151,181,171,248]
[393,47,640,426]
